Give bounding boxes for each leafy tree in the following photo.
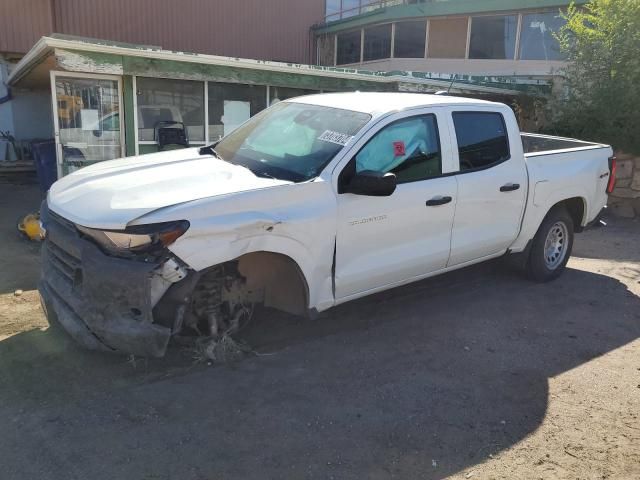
[552,0,640,153]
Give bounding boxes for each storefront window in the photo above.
[519,11,566,60]
[336,30,362,65]
[269,86,317,106]
[469,15,518,60]
[318,34,336,66]
[136,77,205,142]
[428,18,468,59]
[363,24,392,61]
[394,20,426,58]
[208,83,267,141]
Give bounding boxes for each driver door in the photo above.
[334,111,457,300]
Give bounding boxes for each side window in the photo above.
[452,112,509,171]
[355,114,442,183]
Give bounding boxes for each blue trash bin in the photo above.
[31,140,57,193]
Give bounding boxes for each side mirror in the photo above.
[344,170,397,197]
[92,129,103,138]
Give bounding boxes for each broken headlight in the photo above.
[77,220,190,255]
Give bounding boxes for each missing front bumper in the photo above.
[39,207,173,357]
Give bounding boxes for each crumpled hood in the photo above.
[47,148,290,229]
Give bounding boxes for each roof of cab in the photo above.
[286,92,500,117]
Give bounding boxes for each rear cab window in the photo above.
[452,112,510,171]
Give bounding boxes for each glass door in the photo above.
[51,72,124,176]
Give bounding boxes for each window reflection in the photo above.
[394,20,426,58]
[337,30,362,65]
[208,83,266,141]
[469,15,518,59]
[363,24,392,61]
[136,77,205,142]
[519,12,566,60]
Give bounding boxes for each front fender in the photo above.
[171,229,334,313]
[148,182,338,312]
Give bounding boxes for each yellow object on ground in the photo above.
[18,213,44,241]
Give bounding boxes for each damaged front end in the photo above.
[39,203,198,357]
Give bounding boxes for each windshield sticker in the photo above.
[393,141,406,157]
[318,130,353,146]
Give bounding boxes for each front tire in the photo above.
[526,207,574,282]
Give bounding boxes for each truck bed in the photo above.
[521,133,608,156]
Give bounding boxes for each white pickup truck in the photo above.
[39,93,616,357]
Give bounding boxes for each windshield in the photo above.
[214,102,371,182]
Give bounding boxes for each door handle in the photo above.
[500,183,520,192]
[426,196,452,206]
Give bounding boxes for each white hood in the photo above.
[47,148,290,229]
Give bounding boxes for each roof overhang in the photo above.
[8,35,551,97]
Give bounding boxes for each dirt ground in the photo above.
[0,180,639,480]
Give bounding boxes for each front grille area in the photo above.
[39,204,173,356]
[45,211,83,288]
[47,241,81,286]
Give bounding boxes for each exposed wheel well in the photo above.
[235,251,309,316]
[553,197,586,232]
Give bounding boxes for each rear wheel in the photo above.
[526,207,574,282]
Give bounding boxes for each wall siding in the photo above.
[52,0,323,63]
[0,0,53,55]
[1,0,324,64]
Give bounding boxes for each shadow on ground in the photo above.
[1,258,638,479]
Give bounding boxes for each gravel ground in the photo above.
[0,182,639,480]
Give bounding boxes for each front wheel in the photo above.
[526,207,574,282]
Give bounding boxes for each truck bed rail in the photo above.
[521,133,608,156]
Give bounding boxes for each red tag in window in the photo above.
[393,141,406,157]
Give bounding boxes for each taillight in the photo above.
[606,156,616,194]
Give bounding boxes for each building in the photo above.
[0,0,575,172]
[314,0,584,76]
[0,0,324,149]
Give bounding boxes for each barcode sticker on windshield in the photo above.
[318,130,353,146]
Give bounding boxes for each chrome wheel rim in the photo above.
[544,221,569,269]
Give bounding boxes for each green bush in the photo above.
[552,0,640,153]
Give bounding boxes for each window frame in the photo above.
[339,112,444,190]
[336,29,363,65]
[362,23,393,62]
[468,14,519,60]
[393,20,427,59]
[451,110,511,174]
[518,10,566,61]
[135,76,207,145]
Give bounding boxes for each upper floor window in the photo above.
[355,114,442,183]
[452,112,510,171]
[519,11,566,60]
[428,17,468,59]
[325,0,341,22]
[337,30,362,65]
[341,0,362,18]
[469,15,518,60]
[363,24,392,61]
[394,20,426,58]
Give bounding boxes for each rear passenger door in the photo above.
[447,110,527,266]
